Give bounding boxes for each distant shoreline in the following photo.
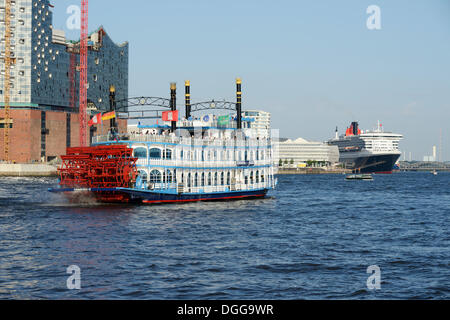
[0,164,58,177]
[276,168,351,175]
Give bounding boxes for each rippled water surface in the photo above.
[0,173,449,299]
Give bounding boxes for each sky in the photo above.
[50,0,450,161]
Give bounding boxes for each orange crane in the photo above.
[2,0,15,161]
[78,0,89,147]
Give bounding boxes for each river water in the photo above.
[0,173,448,299]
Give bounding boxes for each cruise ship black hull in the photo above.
[342,153,401,174]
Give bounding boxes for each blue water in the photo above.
[0,173,449,299]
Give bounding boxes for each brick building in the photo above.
[0,0,128,163]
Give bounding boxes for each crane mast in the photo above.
[2,0,15,161]
[79,0,89,147]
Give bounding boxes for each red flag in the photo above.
[162,110,179,122]
[88,113,102,126]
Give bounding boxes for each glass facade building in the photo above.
[0,0,128,111]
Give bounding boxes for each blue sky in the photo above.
[50,0,450,160]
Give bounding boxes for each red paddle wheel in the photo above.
[58,145,138,202]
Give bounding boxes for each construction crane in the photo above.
[78,0,89,147]
[2,0,15,161]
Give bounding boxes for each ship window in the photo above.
[194,173,198,187]
[149,148,161,159]
[134,147,147,159]
[150,170,162,183]
[164,149,172,160]
[138,170,148,182]
[165,170,173,183]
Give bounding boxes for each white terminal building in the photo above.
[278,137,339,167]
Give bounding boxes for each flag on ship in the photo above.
[162,110,179,122]
[102,111,116,121]
[88,113,102,126]
[218,115,230,126]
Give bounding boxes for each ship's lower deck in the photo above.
[49,187,269,204]
[340,153,401,174]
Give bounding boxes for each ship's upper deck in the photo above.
[92,131,273,149]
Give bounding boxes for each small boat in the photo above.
[346,174,373,180]
[432,170,438,176]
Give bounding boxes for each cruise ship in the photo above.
[327,121,403,174]
[49,80,277,203]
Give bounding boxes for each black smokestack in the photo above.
[109,85,117,131]
[185,80,191,119]
[170,82,177,133]
[351,122,359,135]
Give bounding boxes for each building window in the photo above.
[41,111,46,159]
[0,118,13,129]
[66,113,71,148]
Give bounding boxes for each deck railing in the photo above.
[92,134,272,148]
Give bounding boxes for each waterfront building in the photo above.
[278,137,339,167]
[242,110,271,138]
[423,146,438,162]
[0,0,128,163]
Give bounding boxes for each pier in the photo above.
[398,161,450,172]
[0,164,58,177]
